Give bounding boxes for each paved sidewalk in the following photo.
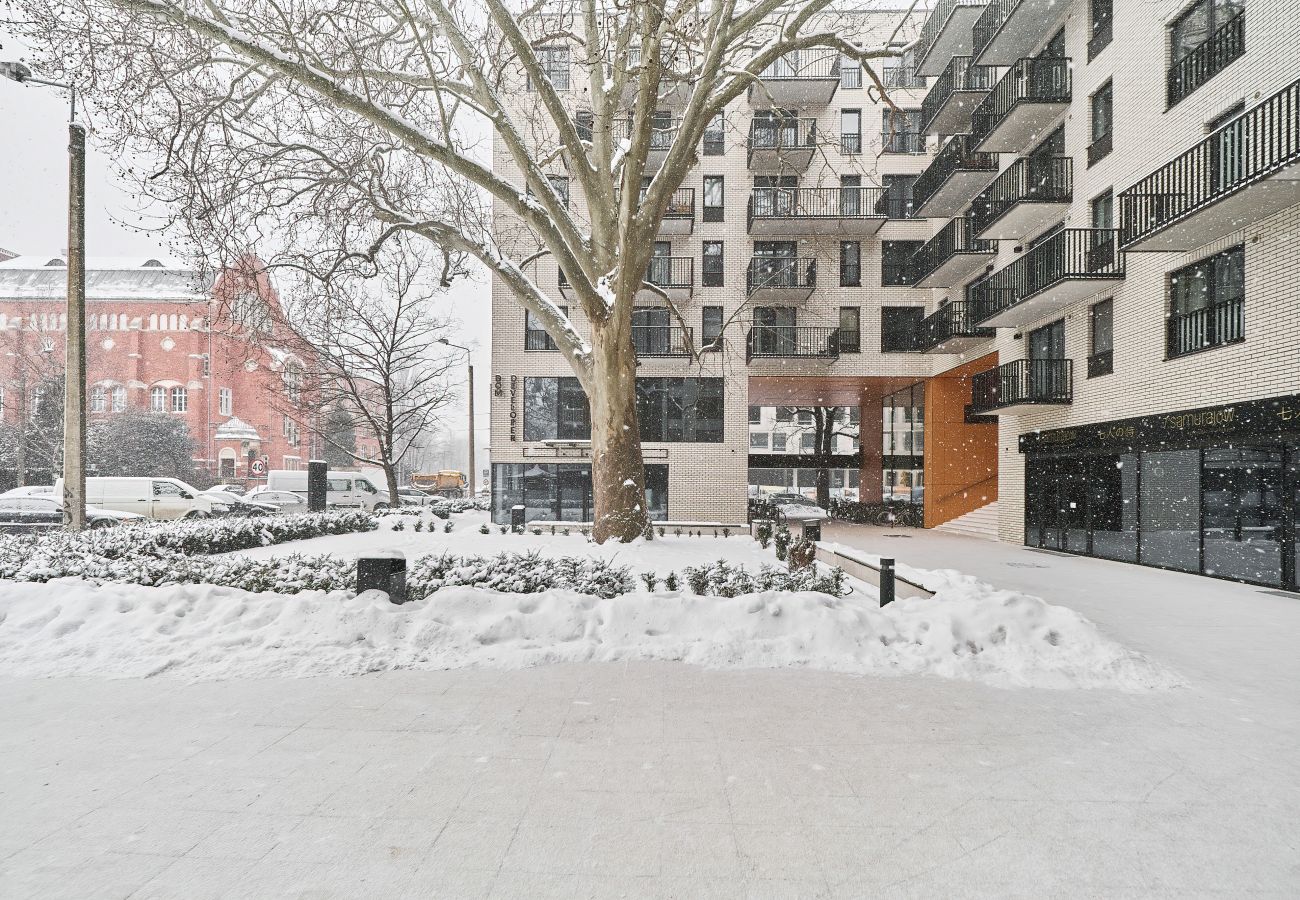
[2,531,1299,898]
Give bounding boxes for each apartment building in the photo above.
[489,1,1300,589]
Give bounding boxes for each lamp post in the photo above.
[2,62,86,530]
[437,338,475,498]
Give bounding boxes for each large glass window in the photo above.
[1168,245,1244,357]
[840,109,861,154]
[880,306,923,352]
[882,241,921,286]
[702,241,724,286]
[1139,449,1202,573]
[1089,82,1113,166]
[881,109,923,154]
[702,306,724,350]
[637,378,724,443]
[703,176,724,222]
[1089,298,1114,378]
[523,377,591,441]
[703,114,725,156]
[531,46,571,91]
[1202,448,1283,585]
[491,463,667,523]
[838,307,861,354]
[525,307,565,351]
[1089,0,1114,58]
[839,241,861,287]
[882,384,925,505]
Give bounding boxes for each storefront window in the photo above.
[491,463,667,523]
[1202,449,1283,585]
[1139,450,1202,573]
[882,384,924,504]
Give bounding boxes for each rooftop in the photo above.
[0,255,212,302]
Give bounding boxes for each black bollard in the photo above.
[803,522,821,542]
[879,558,896,607]
[308,460,328,512]
[511,504,526,533]
[357,552,408,604]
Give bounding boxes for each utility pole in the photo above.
[438,338,475,497]
[1,62,86,529]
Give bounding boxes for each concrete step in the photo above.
[933,501,1000,540]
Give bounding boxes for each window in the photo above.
[531,45,571,91]
[150,386,166,412]
[170,386,187,413]
[801,433,816,451]
[796,409,814,425]
[840,109,861,154]
[880,307,924,352]
[201,355,210,376]
[525,307,566,351]
[775,406,794,423]
[524,377,591,441]
[881,175,918,219]
[882,241,922,286]
[1091,189,1114,230]
[1089,298,1114,378]
[90,385,106,413]
[1089,0,1113,59]
[636,378,724,443]
[840,59,861,89]
[839,241,861,287]
[750,433,769,449]
[702,242,724,286]
[703,176,724,222]
[702,306,723,350]
[1089,82,1113,166]
[772,433,787,452]
[749,405,762,425]
[881,109,923,154]
[1168,246,1244,358]
[219,387,232,416]
[839,307,861,354]
[576,109,593,142]
[111,386,126,412]
[1168,0,1245,107]
[703,114,725,155]
[547,175,570,207]
[283,416,299,446]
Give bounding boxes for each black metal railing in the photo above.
[616,116,679,152]
[970,229,1123,324]
[883,63,927,89]
[758,51,841,81]
[970,359,1073,413]
[747,187,887,228]
[1087,130,1113,168]
[882,130,926,154]
[909,216,996,284]
[873,194,920,219]
[1168,11,1244,108]
[632,325,693,357]
[747,118,818,162]
[525,327,557,351]
[745,326,840,362]
[1120,77,1300,248]
[1167,296,1244,358]
[970,57,1071,147]
[914,0,989,74]
[643,256,694,290]
[660,188,695,224]
[746,257,817,294]
[916,301,995,351]
[971,0,1019,62]
[921,56,997,134]
[971,156,1072,236]
[1086,349,1113,378]
[913,134,1000,212]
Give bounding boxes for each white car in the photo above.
[770,494,831,524]
[0,485,56,499]
[0,496,142,533]
[244,489,310,514]
[396,487,436,507]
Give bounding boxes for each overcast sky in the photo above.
[0,55,493,480]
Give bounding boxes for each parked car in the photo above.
[396,487,436,507]
[264,469,391,511]
[201,488,278,517]
[244,488,310,514]
[55,477,216,520]
[770,493,831,524]
[0,485,56,499]
[0,496,142,533]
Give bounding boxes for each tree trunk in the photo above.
[383,460,400,508]
[587,320,648,543]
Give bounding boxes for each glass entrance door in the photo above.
[1202,448,1285,585]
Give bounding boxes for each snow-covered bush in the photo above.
[680,561,847,597]
[406,551,636,600]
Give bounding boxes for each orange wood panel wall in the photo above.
[923,353,999,528]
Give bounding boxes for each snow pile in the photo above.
[0,577,1179,690]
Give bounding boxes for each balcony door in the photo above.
[646,241,672,285]
[753,306,797,354]
[1027,127,1066,199]
[840,175,861,215]
[754,175,797,216]
[1028,320,1065,400]
[632,306,672,355]
[753,109,800,149]
[754,241,799,287]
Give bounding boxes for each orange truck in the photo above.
[410,471,468,498]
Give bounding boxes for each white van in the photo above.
[56,477,216,520]
[264,469,391,511]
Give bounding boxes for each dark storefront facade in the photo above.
[491,463,669,524]
[1021,394,1300,590]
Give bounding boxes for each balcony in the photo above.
[912,134,1000,217]
[909,216,996,288]
[625,48,693,107]
[632,325,694,358]
[972,0,1072,66]
[638,256,694,301]
[1168,12,1244,108]
[1120,77,1300,252]
[1167,296,1244,359]
[916,301,995,353]
[746,257,817,303]
[913,0,990,77]
[745,326,840,363]
[747,187,886,236]
[748,51,840,109]
[970,359,1073,415]
[970,156,1072,240]
[969,58,1071,154]
[921,57,996,136]
[657,188,695,235]
[747,118,819,172]
[616,116,678,172]
[970,229,1125,327]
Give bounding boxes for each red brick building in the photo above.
[0,253,350,484]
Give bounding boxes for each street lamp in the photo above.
[2,61,87,530]
[437,338,476,499]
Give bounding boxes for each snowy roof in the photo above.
[0,256,212,302]
[214,417,262,441]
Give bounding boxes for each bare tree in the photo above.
[276,244,459,507]
[16,0,915,541]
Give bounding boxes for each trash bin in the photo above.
[357,551,407,604]
[511,504,526,533]
[802,522,821,542]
